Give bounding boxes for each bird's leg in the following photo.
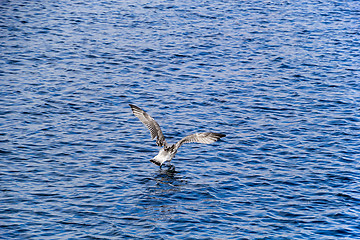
[168,164,175,171]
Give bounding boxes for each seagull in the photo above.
[129,104,226,169]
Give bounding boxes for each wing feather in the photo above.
[174,132,225,151]
[129,104,167,147]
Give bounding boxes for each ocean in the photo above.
[1,0,359,239]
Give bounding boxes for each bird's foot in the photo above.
[159,163,175,172]
[167,164,176,172]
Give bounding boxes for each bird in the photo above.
[129,104,226,169]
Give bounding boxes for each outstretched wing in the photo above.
[129,104,167,147]
[174,132,225,151]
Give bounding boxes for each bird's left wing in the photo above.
[129,104,167,147]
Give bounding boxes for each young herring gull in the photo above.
[129,104,226,169]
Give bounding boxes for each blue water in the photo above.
[1,0,360,239]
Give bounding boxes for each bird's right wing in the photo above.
[129,104,167,147]
[174,132,226,151]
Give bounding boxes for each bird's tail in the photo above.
[150,159,162,166]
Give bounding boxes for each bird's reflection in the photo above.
[138,167,188,221]
[152,166,187,189]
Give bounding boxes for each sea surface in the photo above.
[1,0,360,239]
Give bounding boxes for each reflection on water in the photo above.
[154,169,181,184]
[138,169,187,222]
